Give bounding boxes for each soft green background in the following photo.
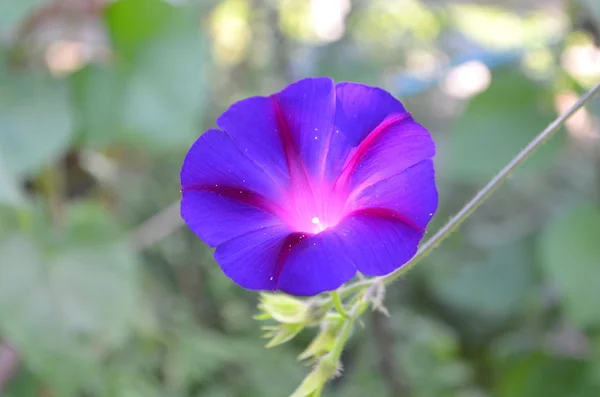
[1,0,599,396]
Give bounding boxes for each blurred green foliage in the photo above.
[0,0,599,396]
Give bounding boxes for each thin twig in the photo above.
[381,83,600,285]
[336,83,600,298]
[128,200,183,250]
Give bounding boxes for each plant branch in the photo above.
[380,83,600,284]
[129,200,183,250]
[337,83,600,297]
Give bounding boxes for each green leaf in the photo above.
[538,204,600,328]
[393,310,474,395]
[0,0,44,35]
[0,72,74,178]
[0,237,139,346]
[495,353,600,397]
[71,65,127,147]
[3,367,41,397]
[122,28,208,147]
[0,203,141,391]
[104,0,178,61]
[75,0,209,149]
[427,242,535,320]
[0,155,24,206]
[448,68,561,181]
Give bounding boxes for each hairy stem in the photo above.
[331,290,349,318]
[337,83,600,298]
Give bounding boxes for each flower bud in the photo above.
[289,353,341,397]
[256,293,311,324]
[298,313,345,361]
[263,322,306,348]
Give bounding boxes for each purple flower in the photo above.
[180,77,437,296]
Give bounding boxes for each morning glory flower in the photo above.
[180,77,437,296]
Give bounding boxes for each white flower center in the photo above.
[311,216,326,233]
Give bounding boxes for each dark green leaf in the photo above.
[538,204,600,328]
[71,65,126,147]
[496,353,600,397]
[427,242,535,320]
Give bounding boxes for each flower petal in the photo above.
[181,191,283,247]
[328,82,435,194]
[217,77,337,188]
[180,129,286,246]
[332,211,426,276]
[350,159,438,230]
[214,225,292,290]
[277,230,356,296]
[270,77,336,179]
[325,82,408,180]
[181,129,281,201]
[348,117,435,189]
[217,97,291,191]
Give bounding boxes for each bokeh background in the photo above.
[1,0,600,396]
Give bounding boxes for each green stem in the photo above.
[328,313,354,362]
[330,290,348,318]
[336,83,600,299]
[381,83,600,285]
[312,383,324,397]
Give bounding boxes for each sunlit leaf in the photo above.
[449,68,561,181]
[104,0,177,61]
[91,0,210,149]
